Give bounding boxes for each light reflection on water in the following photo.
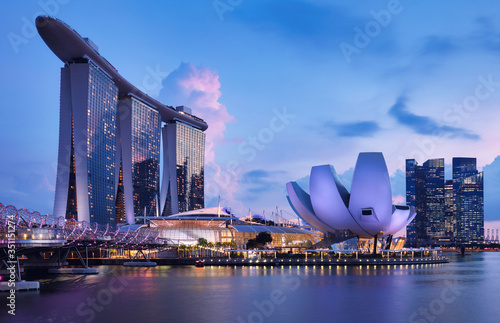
[3,253,500,323]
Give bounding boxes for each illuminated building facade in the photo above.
[37,16,207,225]
[444,180,454,238]
[53,60,118,224]
[161,110,205,216]
[117,97,161,223]
[406,157,484,245]
[453,158,484,242]
[457,172,484,243]
[149,207,321,249]
[406,158,446,246]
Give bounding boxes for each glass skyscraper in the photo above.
[406,158,445,246]
[54,61,118,225]
[444,180,454,239]
[423,159,445,240]
[406,157,484,246]
[452,157,484,242]
[161,113,205,216]
[116,97,161,223]
[38,16,208,225]
[457,173,484,242]
[405,159,417,246]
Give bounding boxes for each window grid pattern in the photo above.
[175,123,205,212]
[131,98,161,217]
[87,62,118,224]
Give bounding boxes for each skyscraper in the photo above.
[444,180,454,239]
[116,97,161,223]
[406,157,484,246]
[36,16,208,225]
[406,158,445,246]
[160,107,205,216]
[457,172,484,243]
[53,60,118,224]
[452,157,483,242]
[405,159,418,246]
[422,159,445,240]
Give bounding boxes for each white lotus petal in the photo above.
[349,152,392,236]
[386,205,410,235]
[309,165,365,235]
[286,181,337,233]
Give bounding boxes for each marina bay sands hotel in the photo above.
[36,16,207,225]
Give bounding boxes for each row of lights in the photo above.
[206,257,444,264]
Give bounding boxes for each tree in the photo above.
[246,232,273,250]
[197,238,208,248]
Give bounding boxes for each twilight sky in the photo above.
[1,0,500,234]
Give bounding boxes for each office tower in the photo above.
[37,16,208,225]
[53,61,118,224]
[452,158,482,242]
[406,158,445,246]
[160,107,205,216]
[405,159,417,246]
[423,159,445,240]
[456,172,484,242]
[116,97,161,223]
[407,157,484,245]
[444,180,454,239]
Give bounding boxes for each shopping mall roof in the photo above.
[229,225,319,235]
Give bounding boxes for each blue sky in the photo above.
[2,0,500,233]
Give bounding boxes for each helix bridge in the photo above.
[0,203,169,282]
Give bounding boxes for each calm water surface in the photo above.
[3,252,500,323]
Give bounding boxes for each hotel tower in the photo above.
[36,16,207,225]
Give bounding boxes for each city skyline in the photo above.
[406,157,484,245]
[2,1,500,233]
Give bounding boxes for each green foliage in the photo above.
[246,232,273,250]
[197,238,208,247]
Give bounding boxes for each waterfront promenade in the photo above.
[66,253,449,267]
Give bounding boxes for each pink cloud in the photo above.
[160,62,235,164]
[159,62,238,203]
[392,195,405,205]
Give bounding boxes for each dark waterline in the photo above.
[3,252,500,323]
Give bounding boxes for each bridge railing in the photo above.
[0,204,164,247]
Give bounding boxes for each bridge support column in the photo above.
[0,255,40,291]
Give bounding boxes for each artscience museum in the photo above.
[286,152,416,248]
